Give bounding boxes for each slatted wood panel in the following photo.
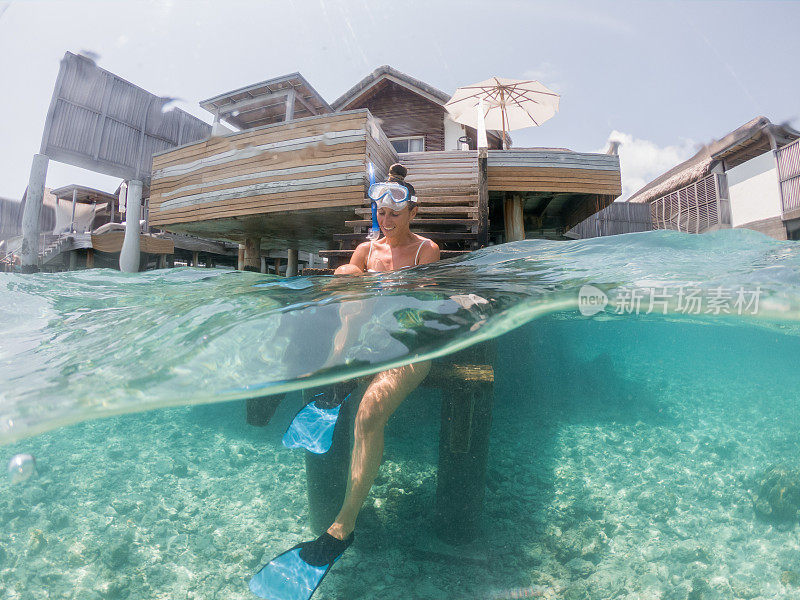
[566,201,652,239]
[487,150,622,196]
[335,150,482,251]
[348,81,446,152]
[149,110,397,230]
[650,173,729,233]
[90,232,174,254]
[777,139,800,214]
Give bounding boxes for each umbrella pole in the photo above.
[500,88,507,150]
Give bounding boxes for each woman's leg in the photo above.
[326,360,431,539]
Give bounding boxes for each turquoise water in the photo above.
[2,229,800,599]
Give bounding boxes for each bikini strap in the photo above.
[414,239,427,265]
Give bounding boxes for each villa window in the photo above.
[389,136,425,153]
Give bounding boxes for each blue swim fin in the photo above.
[282,385,354,454]
[249,532,353,600]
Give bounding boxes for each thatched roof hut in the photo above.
[628,116,799,204]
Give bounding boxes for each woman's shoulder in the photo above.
[413,235,441,264]
[413,235,440,250]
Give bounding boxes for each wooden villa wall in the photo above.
[149,110,397,229]
[487,150,622,196]
[348,81,445,152]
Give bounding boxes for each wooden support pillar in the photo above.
[504,194,525,242]
[304,387,357,534]
[21,153,49,273]
[192,251,199,267]
[86,248,94,269]
[477,148,489,248]
[237,244,245,270]
[286,248,299,277]
[435,377,494,544]
[244,237,260,271]
[120,180,142,273]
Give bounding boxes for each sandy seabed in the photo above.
[2,372,800,600]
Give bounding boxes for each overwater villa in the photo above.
[149,66,622,271]
[625,116,800,240]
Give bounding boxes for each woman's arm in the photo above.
[333,242,370,275]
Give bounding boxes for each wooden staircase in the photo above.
[329,151,481,261]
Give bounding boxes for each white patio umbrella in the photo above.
[445,77,560,149]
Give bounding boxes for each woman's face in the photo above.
[377,205,417,237]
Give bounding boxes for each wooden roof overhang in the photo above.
[50,185,118,204]
[629,116,800,204]
[200,73,333,131]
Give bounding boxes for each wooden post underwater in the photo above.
[120,181,142,272]
[20,153,49,273]
[504,193,525,242]
[304,389,357,534]
[286,248,299,277]
[434,344,495,544]
[477,148,489,248]
[243,237,260,271]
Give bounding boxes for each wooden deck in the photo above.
[148,111,622,254]
[149,109,397,251]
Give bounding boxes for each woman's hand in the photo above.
[334,264,364,276]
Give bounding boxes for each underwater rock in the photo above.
[781,570,800,587]
[26,528,46,555]
[752,464,800,523]
[669,540,711,564]
[565,557,595,577]
[102,539,131,569]
[563,581,590,600]
[637,489,677,519]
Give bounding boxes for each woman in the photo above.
[250,164,440,600]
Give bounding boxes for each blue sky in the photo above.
[1,0,798,200]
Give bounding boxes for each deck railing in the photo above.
[776,139,800,216]
[650,173,730,233]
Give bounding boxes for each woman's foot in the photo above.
[298,531,354,567]
[325,522,353,541]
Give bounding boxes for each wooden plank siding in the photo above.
[149,110,397,232]
[345,81,446,152]
[487,150,622,196]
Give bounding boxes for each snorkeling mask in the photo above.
[367,182,417,210]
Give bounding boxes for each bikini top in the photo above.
[366,239,427,273]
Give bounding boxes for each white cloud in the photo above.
[599,131,697,200]
[521,63,563,94]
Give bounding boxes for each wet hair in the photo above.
[386,163,416,204]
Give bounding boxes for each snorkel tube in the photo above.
[367,162,380,240]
